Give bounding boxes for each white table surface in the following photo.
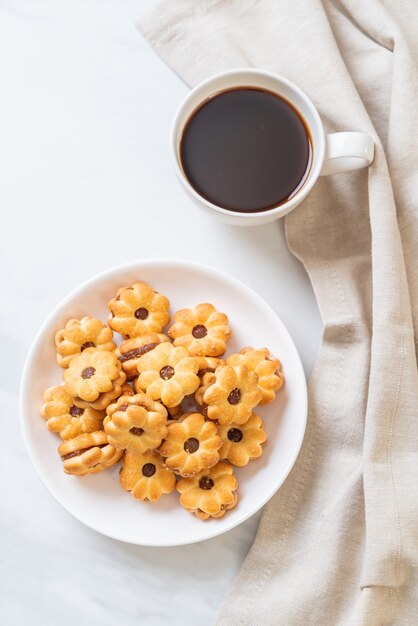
[0,1,323,624]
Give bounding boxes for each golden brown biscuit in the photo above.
[218,413,266,466]
[120,450,176,501]
[40,385,104,440]
[226,347,284,404]
[63,347,126,410]
[120,382,135,397]
[195,358,225,406]
[174,412,196,422]
[114,334,170,381]
[134,342,200,408]
[193,494,238,520]
[71,371,126,410]
[104,393,168,454]
[108,282,170,338]
[177,462,238,520]
[203,364,262,425]
[168,303,231,357]
[167,404,182,420]
[196,356,225,377]
[55,317,115,368]
[58,431,122,475]
[195,372,216,407]
[159,412,222,477]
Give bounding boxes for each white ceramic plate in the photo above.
[20,259,307,546]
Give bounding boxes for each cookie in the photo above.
[159,412,222,477]
[55,317,115,368]
[104,393,168,454]
[218,413,266,466]
[196,356,225,376]
[120,382,135,397]
[168,303,231,357]
[63,347,126,410]
[226,347,284,404]
[173,411,196,422]
[203,364,262,425]
[195,358,224,406]
[108,282,170,338]
[120,450,176,501]
[177,461,238,520]
[114,333,170,381]
[134,342,200,408]
[195,371,216,407]
[40,385,105,440]
[193,493,238,520]
[58,431,122,475]
[167,404,182,420]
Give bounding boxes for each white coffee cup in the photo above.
[170,68,374,226]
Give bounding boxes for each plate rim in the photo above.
[20,258,307,546]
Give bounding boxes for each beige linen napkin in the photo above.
[138,1,418,623]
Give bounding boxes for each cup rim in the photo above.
[170,68,325,220]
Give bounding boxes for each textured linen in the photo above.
[137,2,418,624]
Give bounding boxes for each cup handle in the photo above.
[320,132,374,176]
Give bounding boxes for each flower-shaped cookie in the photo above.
[177,462,238,520]
[108,282,170,338]
[120,450,176,501]
[196,356,225,376]
[63,347,126,410]
[203,365,262,425]
[218,413,267,466]
[168,303,231,357]
[226,347,284,404]
[104,393,168,454]
[40,385,105,440]
[114,333,170,381]
[58,431,122,475]
[159,412,222,477]
[55,317,115,368]
[134,342,200,408]
[195,372,217,407]
[195,359,225,406]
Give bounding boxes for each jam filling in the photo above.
[199,476,214,490]
[184,437,199,453]
[81,367,95,379]
[142,463,156,477]
[192,324,207,339]
[118,343,158,363]
[80,341,95,351]
[129,427,144,436]
[61,443,107,461]
[160,366,175,380]
[228,428,243,442]
[198,367,214,376]
[61,450,83,461]
[69,406,84,417]
[134,307,149,320]
[227,388,241,405]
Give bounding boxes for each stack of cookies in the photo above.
[40,281,284,521]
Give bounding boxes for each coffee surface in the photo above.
[180,88,312,213]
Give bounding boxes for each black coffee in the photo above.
[180,87,312,213]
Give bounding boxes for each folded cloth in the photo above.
[138,1,418,623]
